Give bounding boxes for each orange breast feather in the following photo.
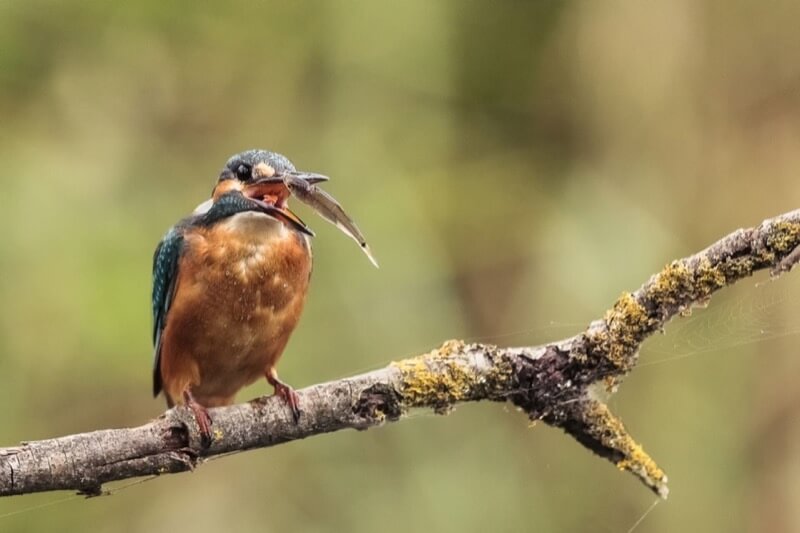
[159,213,312,407]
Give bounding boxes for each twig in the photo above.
[2,209,800,499]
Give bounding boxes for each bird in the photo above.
[151,149,376,444]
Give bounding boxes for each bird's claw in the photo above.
[274,382,302,422]
[266,370,302,423]
[183,390,213,448]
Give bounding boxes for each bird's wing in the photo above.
[151,226,185,397]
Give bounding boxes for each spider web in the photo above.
[640,273,800,365]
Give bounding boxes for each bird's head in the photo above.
[195,149,327,228]
[214,149,327,206]
[194,149,378,267]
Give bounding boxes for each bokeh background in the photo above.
[2,1,800,532]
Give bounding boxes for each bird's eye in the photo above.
[235,164,252,180]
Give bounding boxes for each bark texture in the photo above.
[2,209,800,500]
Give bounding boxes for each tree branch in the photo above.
[3,209,800,500]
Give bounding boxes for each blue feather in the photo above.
[151,226,184,397]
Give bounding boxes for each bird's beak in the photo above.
[243,172,329,206]
[271,202,315,237]
[286,171,329,185]
[242,172,328,237]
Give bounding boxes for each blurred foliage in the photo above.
[2,1,800,532]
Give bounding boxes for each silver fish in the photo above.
[284,173,379,268]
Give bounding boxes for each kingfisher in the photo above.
[152,149,377,443]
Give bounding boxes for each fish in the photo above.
[283,173,379,268]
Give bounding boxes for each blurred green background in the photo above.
[2,1,800,531]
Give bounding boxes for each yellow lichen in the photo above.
[392,349,475,410]
[723,256,756,279]
[586,402,668,497]
[390,340,512,413]
[437,339,466,357]
[598,292,653,370]
[694,257,727,295]
[647,257,728,307]
[601,375,619,394]
[649,260,694,306]
[767,221,800,253]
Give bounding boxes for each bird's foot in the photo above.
[266,371,301,422]
[182,390,213,448]
[276,383,301,423]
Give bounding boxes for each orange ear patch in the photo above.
[253,162,275,179]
